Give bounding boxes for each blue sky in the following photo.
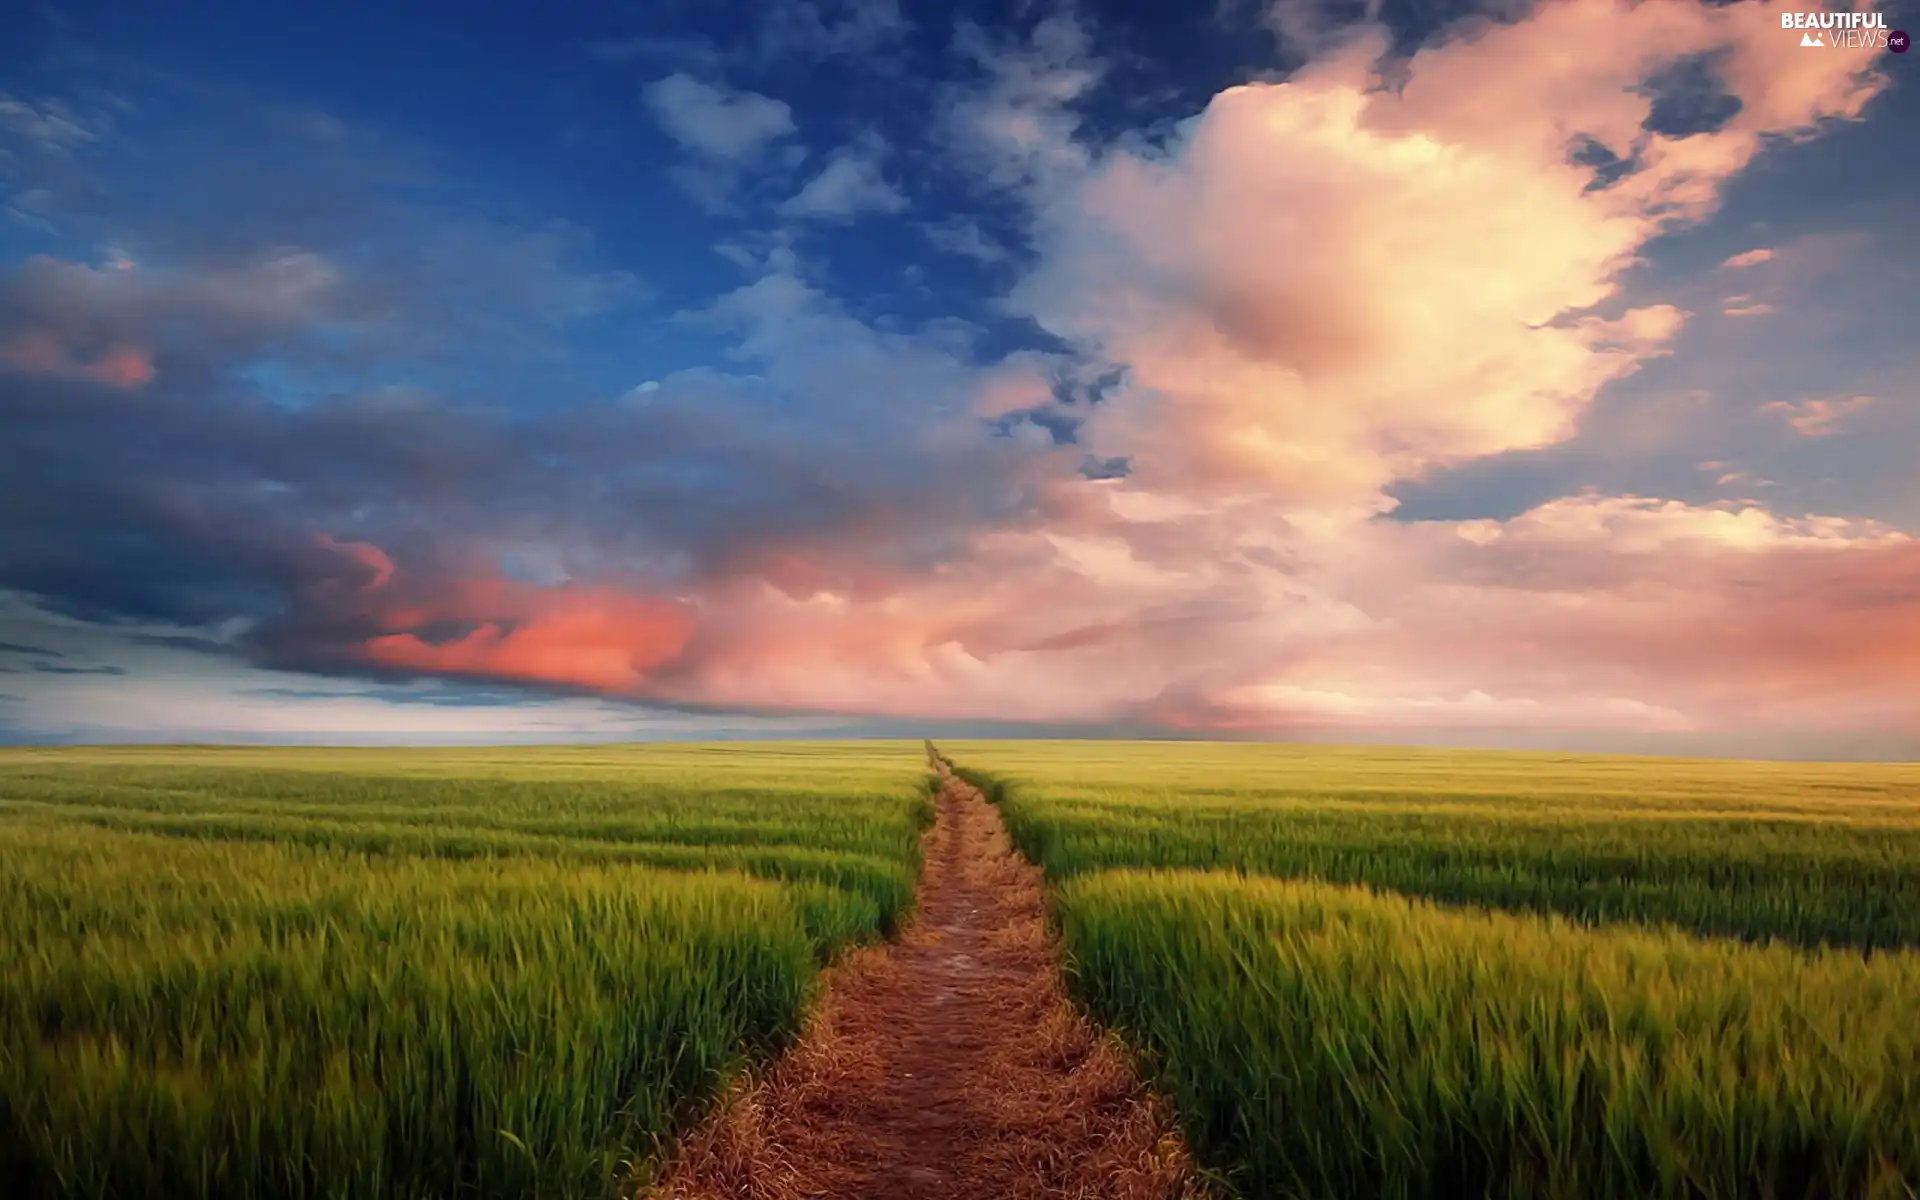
[1,0,1916,753]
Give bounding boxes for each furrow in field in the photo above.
[648,747,1199,1200]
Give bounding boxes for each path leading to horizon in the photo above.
[647,750,1198,1200]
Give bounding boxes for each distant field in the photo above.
[947,740,1920,949]
[0,743,931,1199]
[948,740,1920,1198]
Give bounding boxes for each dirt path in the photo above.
[647,747,1198,1200]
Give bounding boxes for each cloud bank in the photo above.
[1,0,1912,744]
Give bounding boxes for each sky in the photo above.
[0,0,1916,754]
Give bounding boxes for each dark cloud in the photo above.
[0,243,1081,693]
[1,77,638,381]
[0,641,60,656]
[0,63,1074,664]
[125,632,232,653]
[236,682,537,707]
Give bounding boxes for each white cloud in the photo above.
[1265,0,1387,56]
[624,0,1920,736]
[945,13,1104,193]
[23,1,1905,744]
[591,1,1912,736]
[1002,1,1887,521]
[0,93,106,157]
[779,136,907,220]
[642,74,795,162]
[923,216,1011,263]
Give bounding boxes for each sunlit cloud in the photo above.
[0,0,1911,746]
[1764,394,1875,436]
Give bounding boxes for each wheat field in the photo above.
[0,743,932,1199]
[947,741,1920,1198]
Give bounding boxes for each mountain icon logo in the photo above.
[1800,30,1824,46]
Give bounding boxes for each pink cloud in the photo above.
[0,329,155,388]
[316,534,395,589]
[1721,248,1775,268]
[304,537,693,694]
[0,252,337,387]
[1165,496,1920,733]
[1010,0,1884,517]
[305,489,1920,736]
[1765,395,1874,436]
[256,2,1913,740]
[1721,300,1776,317]
[356,578,694,694]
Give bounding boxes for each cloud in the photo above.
[945,13,1105,193]
[358,580,695,693]
[757,0,908,59]
[642,74,803,213]
[0,224,631,388]
[0,329,153,387]
[0,250,338,349]
[0,82,641,367]
[1,0,1912,744]
[1128,493,1918,734]
[0,603,829,743]
[0,93,107,157]
[1765,394,1874,436]
[1006,0,1886,518]
[1264,0,1387,57]
[1722,247,1774,268]
[1448,493,1903,553]
[0,236,1080,685]
[1721,298,1775,317]
[643,74,796,162]
[922,216,1012,263]
[0,249,354,391]
[316,534,394,589]
[779,135,907,220]
[1016,64,1649,510]
[1377,496,1920,729]
[591,3,905,72]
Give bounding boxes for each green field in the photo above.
[10,738,1920,1199]
[946,740,1920,1199]
[0,743,932,1199]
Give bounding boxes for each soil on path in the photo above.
[647,747,1199,1200]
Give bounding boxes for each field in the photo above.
[945,741,1920,1198]
[9,738,1920,1199]
[0,743,932,1199]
